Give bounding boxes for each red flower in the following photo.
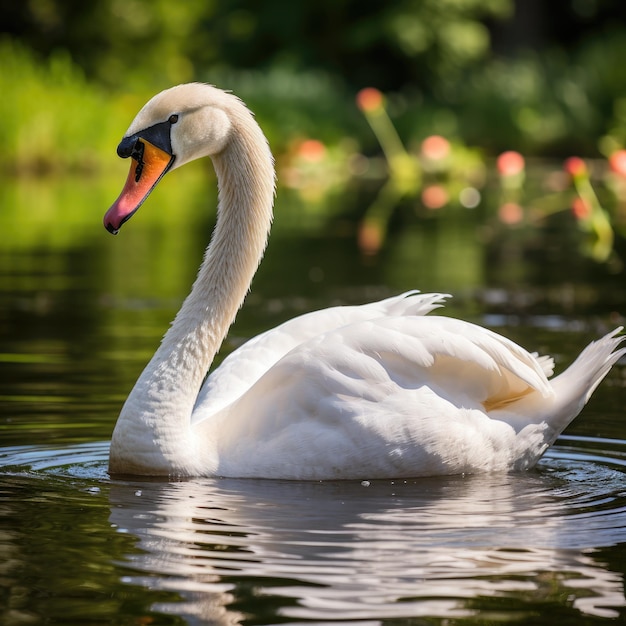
[496,151,525,176]
[609,150,626,177]
[498,202,524,225]
[358,220,383,255]
[356,87,384,113]
[297,139,326,163]
[421,135,450,161]
[421,185,449,210]
[564,156,587,179]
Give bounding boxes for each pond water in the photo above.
[1,172,626,624]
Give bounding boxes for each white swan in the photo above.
[104,83,625,479]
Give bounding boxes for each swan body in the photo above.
[105,83,625,479]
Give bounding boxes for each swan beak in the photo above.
[103,138,175,234]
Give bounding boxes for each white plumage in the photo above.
[104,83,625,479]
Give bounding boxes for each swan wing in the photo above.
[193,292,448,420]
[199,315,555,479]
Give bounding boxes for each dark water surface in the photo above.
[1,174,626,624]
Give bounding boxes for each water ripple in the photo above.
[1,437,625,623]
[0,440,110,477]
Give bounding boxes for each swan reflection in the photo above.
[109,464,626,623]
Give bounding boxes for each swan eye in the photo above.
[168,114,179,124]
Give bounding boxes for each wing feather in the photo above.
[193,292,449,419]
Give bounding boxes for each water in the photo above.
[1,174,626,624]
[2,441,626,624]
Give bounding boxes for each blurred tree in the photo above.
[197,0,512,92]
[4,0,626,158]
[4,0,626,95]
[1,0,511,91]
[491,0,626,54]
[1,0,206,87]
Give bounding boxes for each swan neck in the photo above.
[111,105,275,476]
[161,112,275,382]
[189,115,274,344]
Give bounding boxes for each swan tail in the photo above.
[547,327,625,435]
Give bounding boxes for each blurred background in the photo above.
[3,0,626,324]
[3,0,626,262]
[4,0,626,156]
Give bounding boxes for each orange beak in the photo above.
[103,138,175,234]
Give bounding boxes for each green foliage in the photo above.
[443,30,626,156]
[385,0,512,84]
[0,36,357,174]
[205,66,356,149]
[5,0,626,221]
[6,0,511,92]
[1,38,138,174]
[5,0,626,168]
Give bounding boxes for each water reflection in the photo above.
[109,458,626,623]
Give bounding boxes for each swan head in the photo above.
[103,83,237,234]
